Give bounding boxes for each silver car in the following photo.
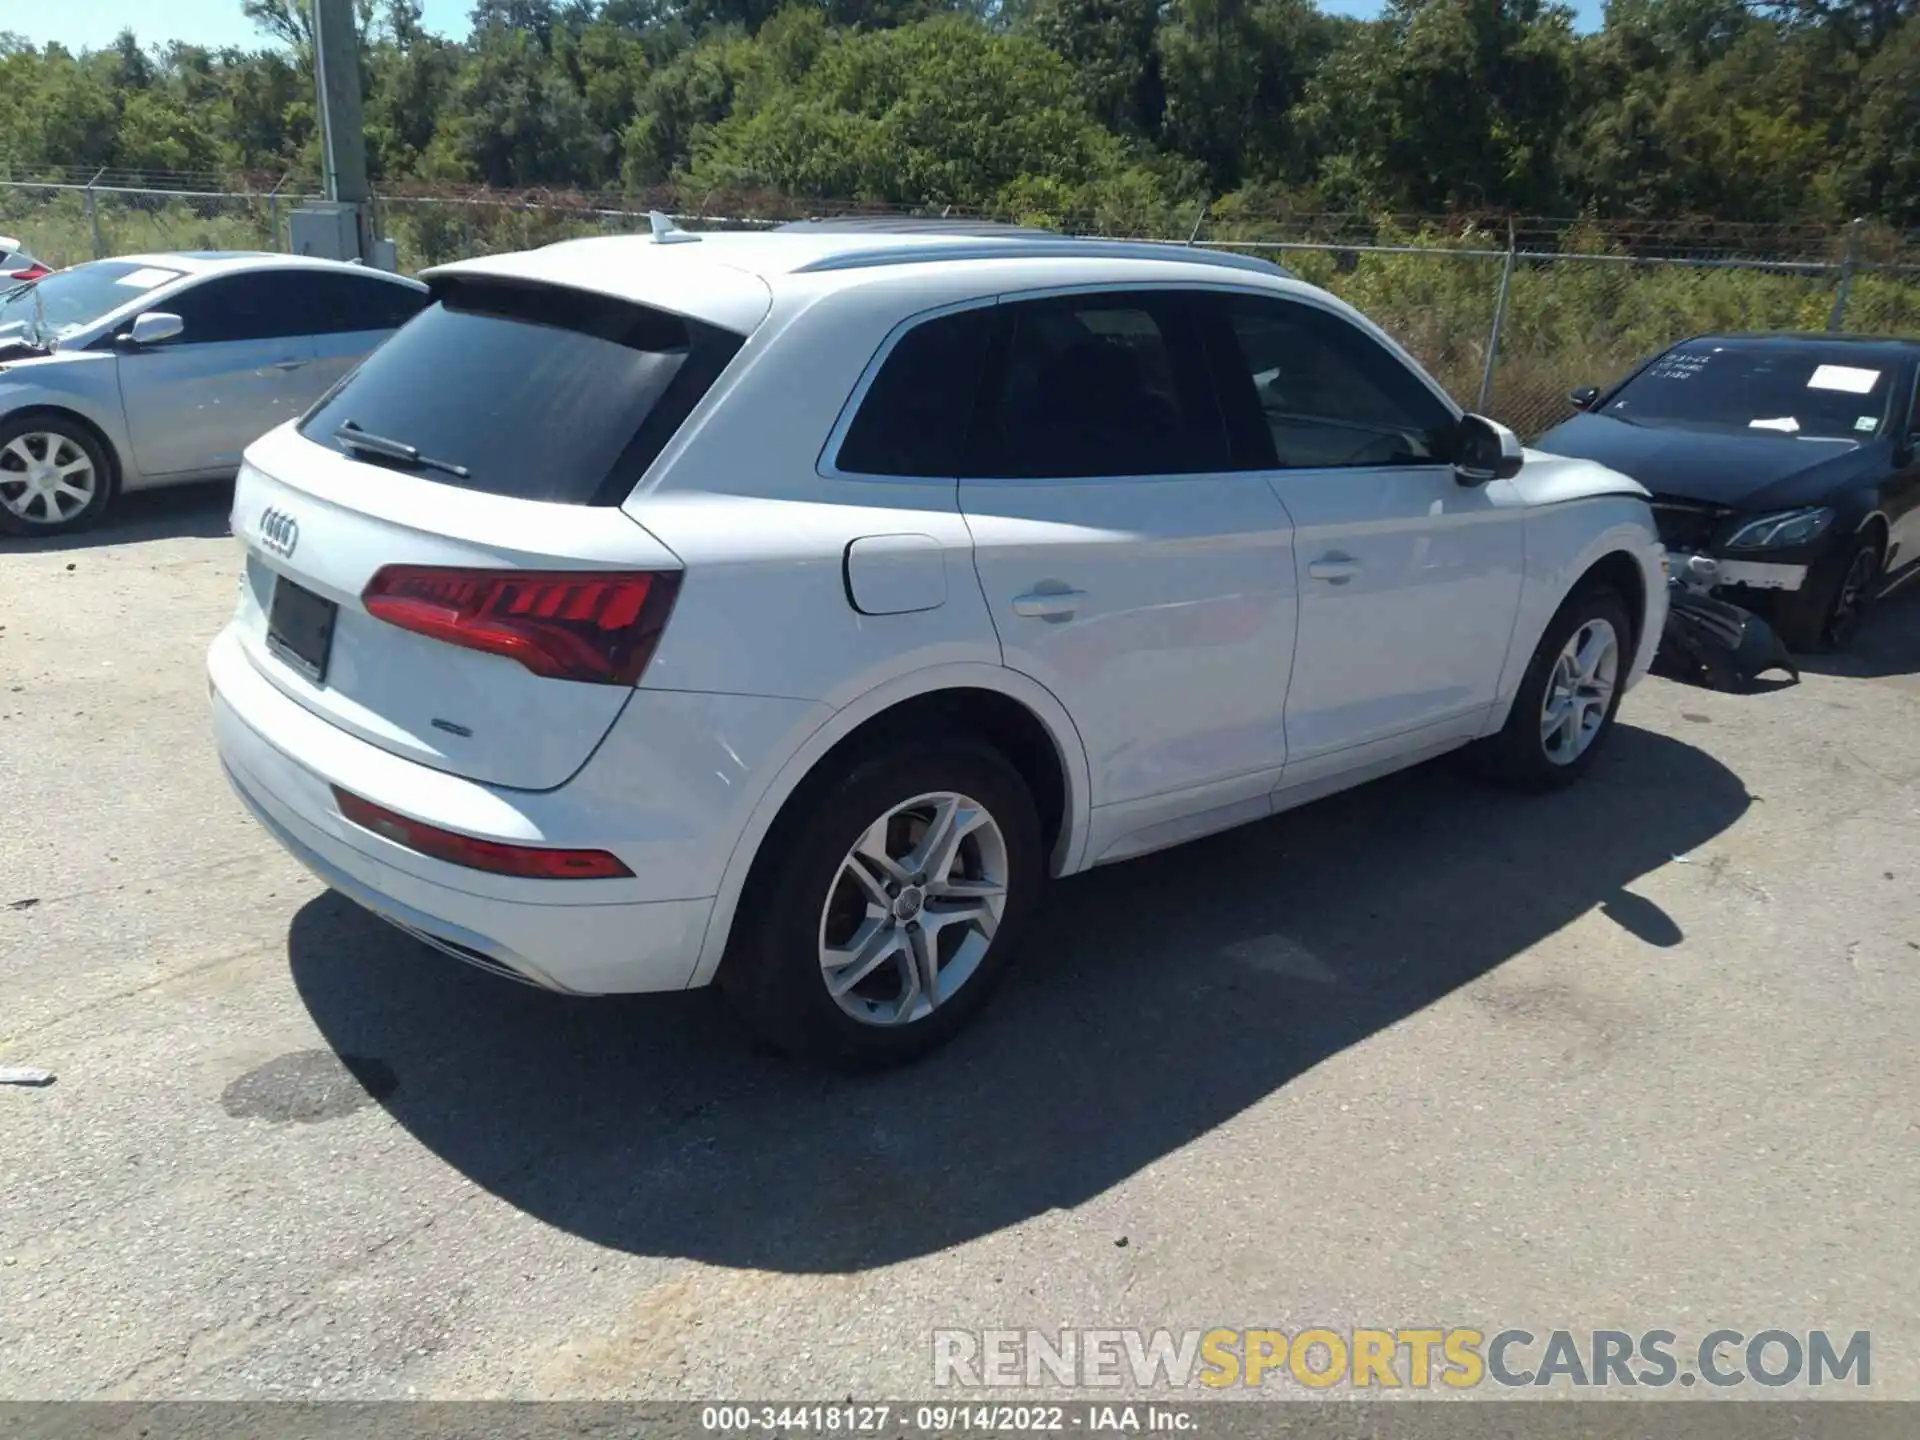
[0,251,428,536]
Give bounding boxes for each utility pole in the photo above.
[311,0,371,261]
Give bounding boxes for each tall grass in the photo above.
[0,191,285,268]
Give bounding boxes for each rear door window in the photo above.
[297,277,745,505]
[963,292,1229,479]
[167,271,328,345]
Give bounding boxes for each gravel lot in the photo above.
[3,485,1919,1401]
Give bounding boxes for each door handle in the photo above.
[269,359,308,371]
[1307,554,1361,584]
[1012,589,1085,619]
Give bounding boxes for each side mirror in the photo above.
[121,311,184,347]
[1568,385,1600,411]
[1453,413,1524,486]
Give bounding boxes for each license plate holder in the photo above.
[266,576,338,685]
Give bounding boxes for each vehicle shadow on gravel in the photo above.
[0,482,230,552]
[289,722,1748,1274]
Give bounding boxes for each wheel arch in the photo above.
[1491,510,1663,733]
[1578,547,1649,657]
[684,663,1092,989]
[1854,508,1891,552]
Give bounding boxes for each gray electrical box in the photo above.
[366,237,399,273]
[289,203,360,261]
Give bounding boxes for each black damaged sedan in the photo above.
[1539,334,1920,651]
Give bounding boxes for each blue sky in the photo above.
[0,0,1605,53]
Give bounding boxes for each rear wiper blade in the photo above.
[334,420,470,480]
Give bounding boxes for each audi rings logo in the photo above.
[258,507,299,559]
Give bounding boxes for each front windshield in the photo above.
[1601,343,1898,441]
[0,260,185,349]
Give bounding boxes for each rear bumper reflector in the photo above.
[332,787,633,880]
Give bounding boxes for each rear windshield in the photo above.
[1602,344,1901,440]
[298,277,744,504]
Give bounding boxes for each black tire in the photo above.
[718,737,1046,1070]
[1774,531,1882,654]
[0,414,115,538]
[1474,585,1633,792]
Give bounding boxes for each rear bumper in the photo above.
[207,625,821,995]
[215,701,713,993]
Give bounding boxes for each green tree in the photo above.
[1302,0,1578,211]
[688,15,1146,207]
[623,25,764,184]
[1157,0,1335,190]
[1026,0,1165,139]
[431,22,604,185]
[26,51,122,170]
[1758,0,1915,53]
[0,0,1909,231]
[1566,0,1753,215]
[364,26,463,177]
[1841,15,1920,222]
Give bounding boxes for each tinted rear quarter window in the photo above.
[301,271,430,333]
[298,278,744,504]
[836,307,992,477]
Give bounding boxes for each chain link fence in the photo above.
[1481,255,1845,437]
[1205,218,1919,437]
[0,175,324,269]
[370,194,671,270]
[5,177,1917,439]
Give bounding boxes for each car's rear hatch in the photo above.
[226,258,766,792]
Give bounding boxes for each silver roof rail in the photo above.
[791,238,1293,280]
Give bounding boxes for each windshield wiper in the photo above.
[334,420,470,480]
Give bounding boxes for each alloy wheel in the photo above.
[1827,545,1880,646]
[0,432,98,526]
[1540,617,1619,766]
[817,791,1009,1027]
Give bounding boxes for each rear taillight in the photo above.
[333,787,633,879]
[5,265,49,282]
[361,567,680,686]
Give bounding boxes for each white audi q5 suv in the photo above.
[209,216,1666,1067]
